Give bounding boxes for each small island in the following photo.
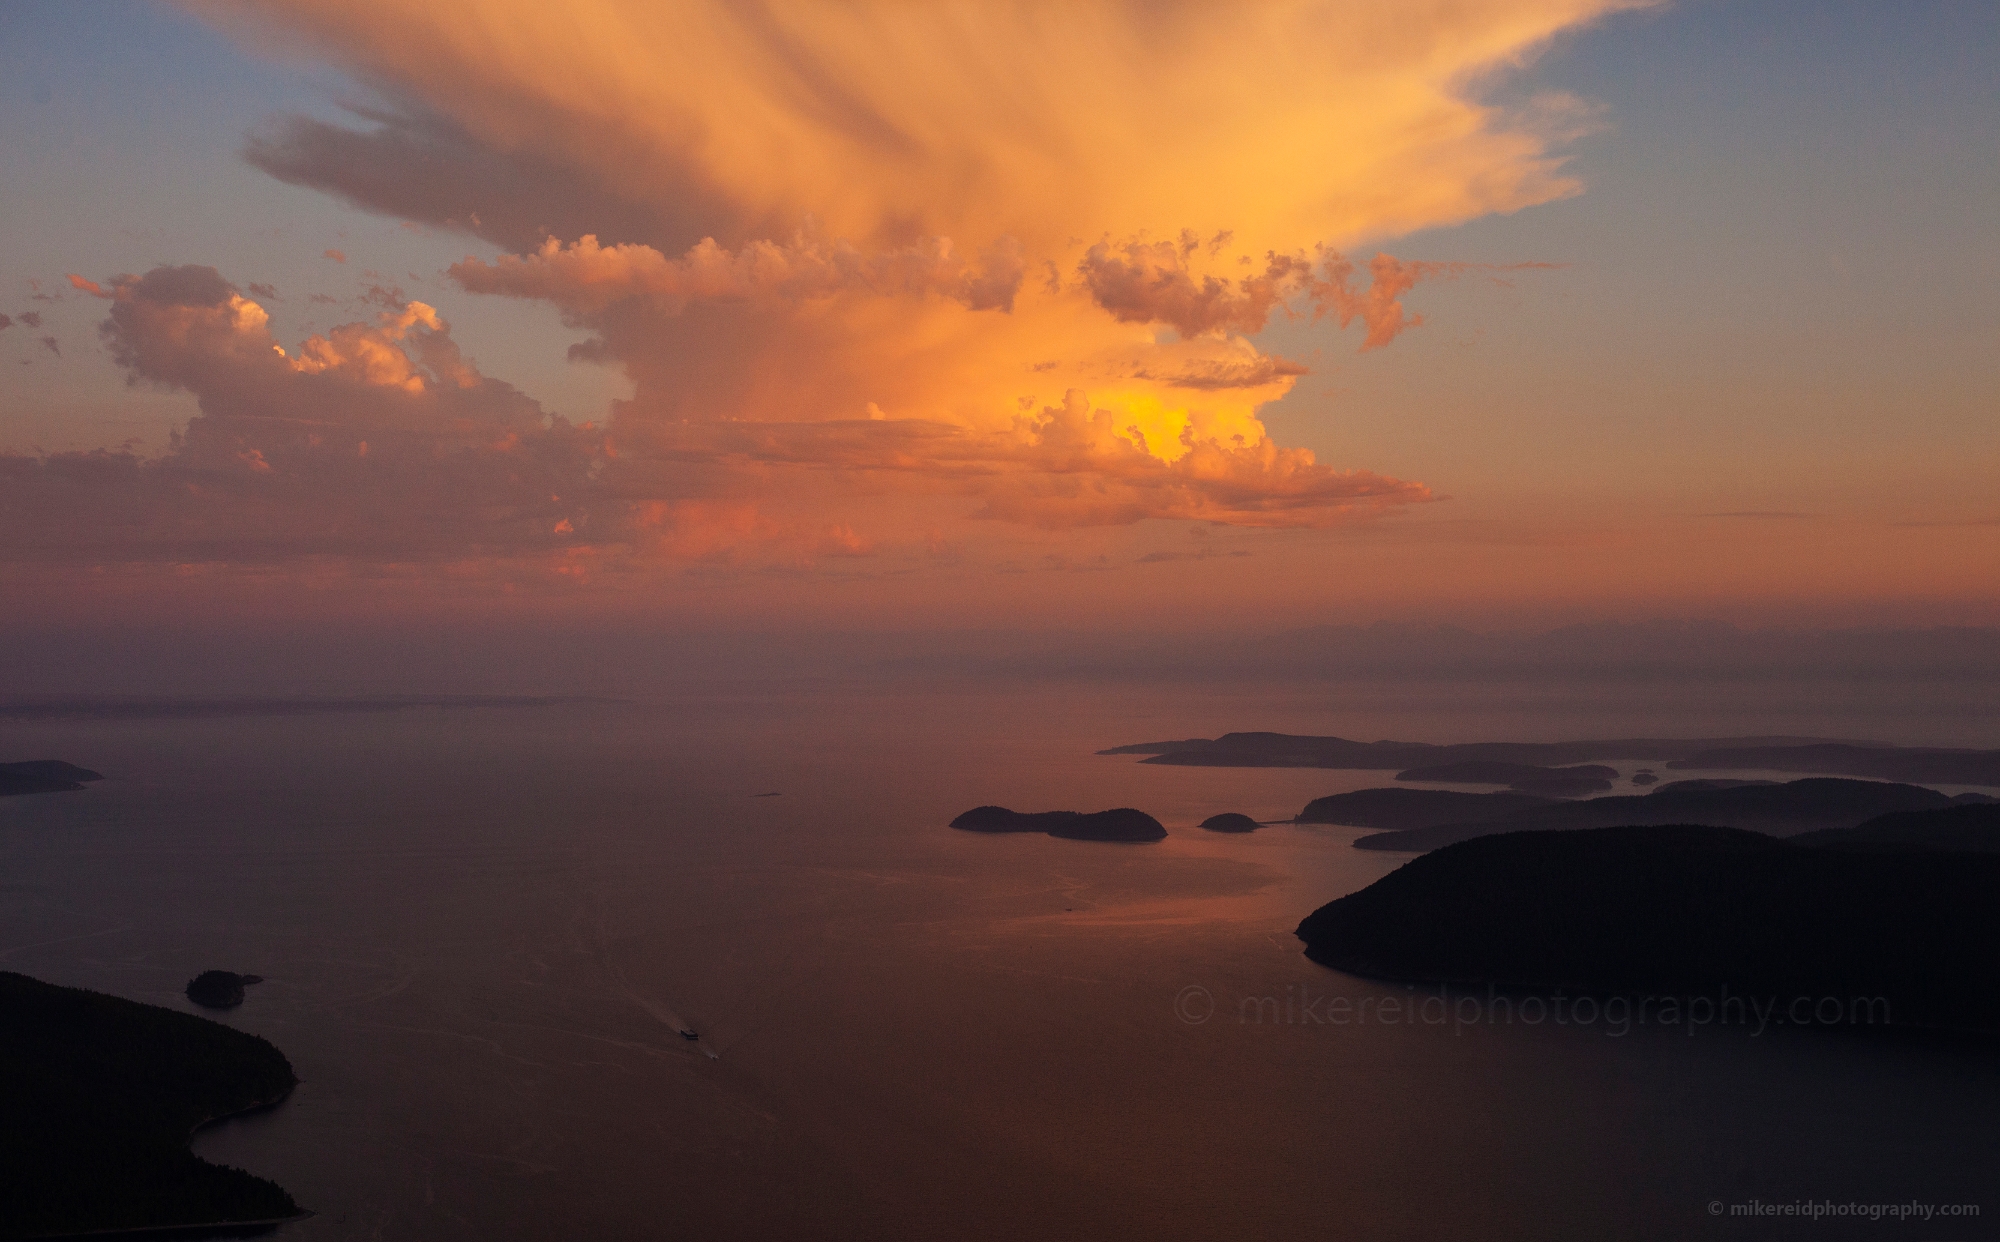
[1199,813,1261,833]
[0,971,303,1238]
[186,970,265,1010]
[1294,824,2000,1032]
[950,806,1166,841]
[949,806,1087,833]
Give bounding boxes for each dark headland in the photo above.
[1790,803,2000,853]
[0,971,302,1239]
[0,760,103,797]
[950,806,1167,841]
[1343,777,1977,852]
[1294,825,2000,1033]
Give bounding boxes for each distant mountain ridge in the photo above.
[1346,778,1975,852]
[1121,732,1870,770]
[1668,742,2000,787]
[1108,732,2000,788]
[1791,804,2000,853]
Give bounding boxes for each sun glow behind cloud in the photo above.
[5,0,1646,572]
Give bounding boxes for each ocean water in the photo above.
[1,684,1996,1240]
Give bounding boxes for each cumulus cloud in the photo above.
[1133,356,1311,392]
[1,266,604,562]
[29,0,1634,569]
[452,230,1026,315]
[1080,239,1554,350]
[1078,239,1315,338]
[5,265,1425,566]
[605,390,1430,529]
[964,391,1430,528]
[1316,254,1560,350]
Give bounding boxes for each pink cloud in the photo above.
[1078,238,1314,338]
[1080,240,1551,351]
[1,266,605,563]
[242,106,709,253]
[450,231,1026,315]
[1132,356,1310,391]
[1311,254,1560,351]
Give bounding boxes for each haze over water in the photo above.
[4,677,1995,1240]
[5,2,1999,1236]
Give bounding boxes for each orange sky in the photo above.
[2,0,1996,631]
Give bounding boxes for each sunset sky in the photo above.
[3,0,1995,641]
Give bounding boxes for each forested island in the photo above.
[1294,825,2000,1033]
[1199,813,1262,833]
[186,970,265,1010]
[1339,777,1984,852]
[950,806,1167,841]
[1393,761,1616,796]
[0,972,302,1238]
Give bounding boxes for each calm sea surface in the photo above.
[2,682,1996,1240]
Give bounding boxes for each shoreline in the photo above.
[21,1084,312,1242]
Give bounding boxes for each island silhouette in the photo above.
[950,806,1167,841]
[1393,760,1617,796]
[1294,824,2000,1033]
[1339,777,1975,852]
[1108,732,2000,788]
[1666,742,2000,786]
[1790,803,2000,853]
[1199,813,1262,833]
[185,970,265,1010]
[0,971,302,1238]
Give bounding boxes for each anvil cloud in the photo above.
[11,0,1642,568]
